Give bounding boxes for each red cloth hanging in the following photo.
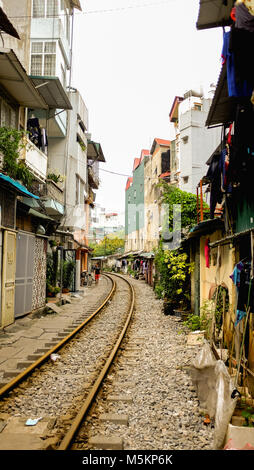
[205,238,210,268]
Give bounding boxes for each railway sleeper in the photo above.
[89,435,123,450]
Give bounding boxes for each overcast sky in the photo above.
[71,0,223,221]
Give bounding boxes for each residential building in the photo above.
[187,1,254,397]
[125,150,149,253]
[90,206,124,243]
[28,0,106,290]
[0,5,57,327]
[169,89,221,195]
[144,138,171,252]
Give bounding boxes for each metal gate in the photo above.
[15,231,35,318]
[1,230,16,327]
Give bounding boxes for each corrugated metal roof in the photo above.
[0,173,39,199]
[196,0,234,30]
[0,7,20,39]
[205,63,238,126]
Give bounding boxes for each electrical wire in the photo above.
[6,0,175,19]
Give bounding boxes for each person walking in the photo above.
[94,264,101,284]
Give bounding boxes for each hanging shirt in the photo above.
[231,261,254,325]
[205,239,210,268]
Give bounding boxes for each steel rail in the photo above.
[58,273,135,450]
[0,274,116,399]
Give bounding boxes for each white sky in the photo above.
[72,0,223,221]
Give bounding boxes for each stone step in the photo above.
[44,342,59,348]
[26,354,42,362]
[16,361,34,370]
[3,369,19,378]
[35,348,50,354]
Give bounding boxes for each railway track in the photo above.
[0,273,115,400]
[0,273,135,450]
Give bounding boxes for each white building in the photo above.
[91,206,125,243]
[169,89,221,195]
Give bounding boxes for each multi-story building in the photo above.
[169,89,221,195]
[0,0,105,326]
[90,206,124,243]
[28,0,105,289]
[0,3,58,326]
[144,138,171,252]
[125,150,150,253]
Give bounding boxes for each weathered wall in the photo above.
[2,0,32,71]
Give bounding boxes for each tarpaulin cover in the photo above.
[189,341,238,448]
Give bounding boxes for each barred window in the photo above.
[31,54,43,75]
[44,54,56,76]
[32,0,59,18]
[32,0,45,17]
[44,42,56,54]
[31,42,43,54]
[31,41,56,76]
[46,0,59,17]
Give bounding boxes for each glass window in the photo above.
[31,54,43,75]
[31,41,56,76]
[31,42,43,53]
[44,42,56,53]
[32,0,45,17]
[44,54,56,75]
[46,0,59,17]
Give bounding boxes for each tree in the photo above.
[90,236,124,257]
[158,181,209,232]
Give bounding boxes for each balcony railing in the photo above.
[20,136,47,182]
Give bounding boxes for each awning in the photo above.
[141,252,155,259]
[206,63,237,127]
[0,48,48,109]
[0,172,39,199]
[42,198,64,216]
[28,208,55,221]
[29,76,72,110]
[0,7,20,39]
[196,0,234,30]
[87,140,106,162]
[187,218,224,239]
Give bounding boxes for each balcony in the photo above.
[20,137,47,183]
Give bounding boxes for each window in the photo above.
[0,99,17,128]
[32,0,45,17]
[194,102,202,111]
[32,0,59,18]
[31,41,56,76]
[47,0,58,17]
[183,176,189,184]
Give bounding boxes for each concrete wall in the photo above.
[2,0,32,71]
[177,97,221,195]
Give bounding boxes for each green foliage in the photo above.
[46,252,59,296]
[241,407,254,427]
[158,182,209,232]
[47,172,63,183]
[154,242,194,308]
[0,126,34,188]
[62,260,75,289]
[90,236,125,257]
